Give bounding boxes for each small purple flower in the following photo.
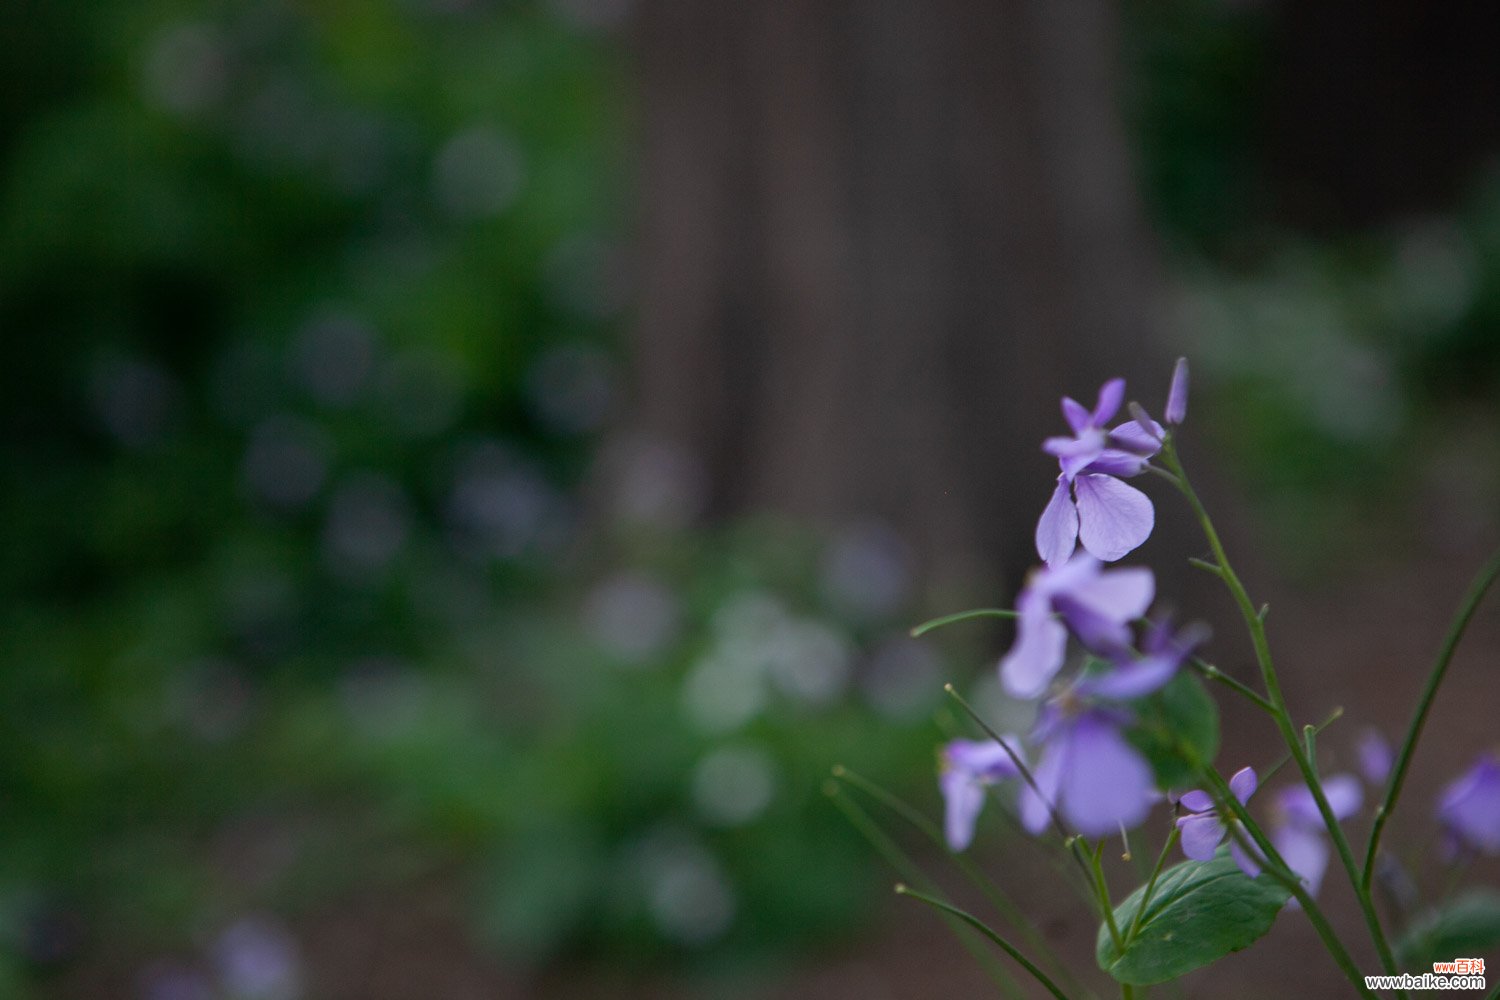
[1076,615,1207,701]
[1036,379,1162,566]
[1175,766,1260,876]
[1437,753,1500,857]
[1019,701,1155,838]
[999,554,1155,699]
[1357,729,1393,786]
[1272,774,1362,899]
[1165,357,1190,426]
[940,737,1025,851]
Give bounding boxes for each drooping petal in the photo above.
[1165,357,1190,425]
[1178,789,1214,813]
[1052,592,1132,655]
[1074,475,1155,562]
[1274,823,1331,898]
[1228,825,1263,879]
[1019,743,1064,835]
[1068,563,1156,622]
[1057,714,1154,836]
[1093,378,1126,425]
[999,592,1068,699]
[1080,449,1150,478]
[1062,396,1092,434]
[941,768,985,851]
[947,737,1025,781]
[1107,419,1164,458]
[1178,812,1226,861]
[1074,653,1177,700]
[1044,430,1108,480]
[1229,766,1259,805]
[1035,477,1080,567]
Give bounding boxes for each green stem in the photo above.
[1125,826,1181,945]
[910,607,1019,638]
[832,766,1089,997]
[826,782,1023,997]
[1088,840,1125,955]
[1162,442,1402,985]
[895,885,1075,1000]
[1189,657,1274,713]
[1361,546,1500,892]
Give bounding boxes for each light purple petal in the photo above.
[1321,774,1363,821]
[1062,396,1092,434]
[1093,378,1126,425]
[1357,730,1393,786]
[1229,826,1263,879]
[1019,743,1064,835]
[1274,823,1330,898]
[1052,593,1132,655]
[947,737,1025,780]
[1165,357,1189,425]
[1178,789,1214,813]
[1107,420,1164,458]
[1035,477,1079,567]
[999,593,1068,699]
[1074,475,1155,563]
[1058,715,1154,836]
[1077,654,1177,700]
[1230,766,1259,805]
[941,768,984,851]
[1068,562,1156,622]
[1080,449,1150,478]
[1177,813,1226,861]
[1437,755,1500,855]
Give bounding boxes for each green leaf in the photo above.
[1396,889,1500,969]
[1097,850,1289,985]
[1126,672,1219,789]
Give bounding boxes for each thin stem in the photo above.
[826,782,1023,996]
[895,885,1075,1000]
[944,685,1074,844]
[831,766,1089,997]
[1362,546,1500,892]
[1088,840,1125,954]
[1162,442,1402,984]
[1190,657,1274,713]
[911,607,1019,638]
[1125,826,1181,945]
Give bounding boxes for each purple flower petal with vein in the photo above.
[1035,378,1162,566]
[939,736,1025,851]
[1175,766,1258,876]
[1273,773,1362,899]
[1437,753,1500,857]
[1019,704,1154,837]
[999,554,1155,699]
[1077,615,1207,701]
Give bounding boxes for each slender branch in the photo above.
[910,607,1019,638]
[1190,657,1274,713]
[1125,826,1180,945]
[896,885,1075,1000]
[1161,442,1402,985]
[1362,546,1500,892]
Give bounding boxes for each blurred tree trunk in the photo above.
[627,1,1160,594]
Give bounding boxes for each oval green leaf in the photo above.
[1097,850,1289,985]
[1125,672,1219,790]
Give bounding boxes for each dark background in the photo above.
[1,1,1498,996]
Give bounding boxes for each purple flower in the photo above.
[1357,729,1393,786]
[940,737,1025,851]
[1019,701,1155,838]
[1437,753,1500,857]
[1036,379,1162,566]
[1270,774,1362,899]
[1076,615,1206,701]
[1165,357,1190,426]
[1175,766,1260,876]
[999,554,1155,699]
